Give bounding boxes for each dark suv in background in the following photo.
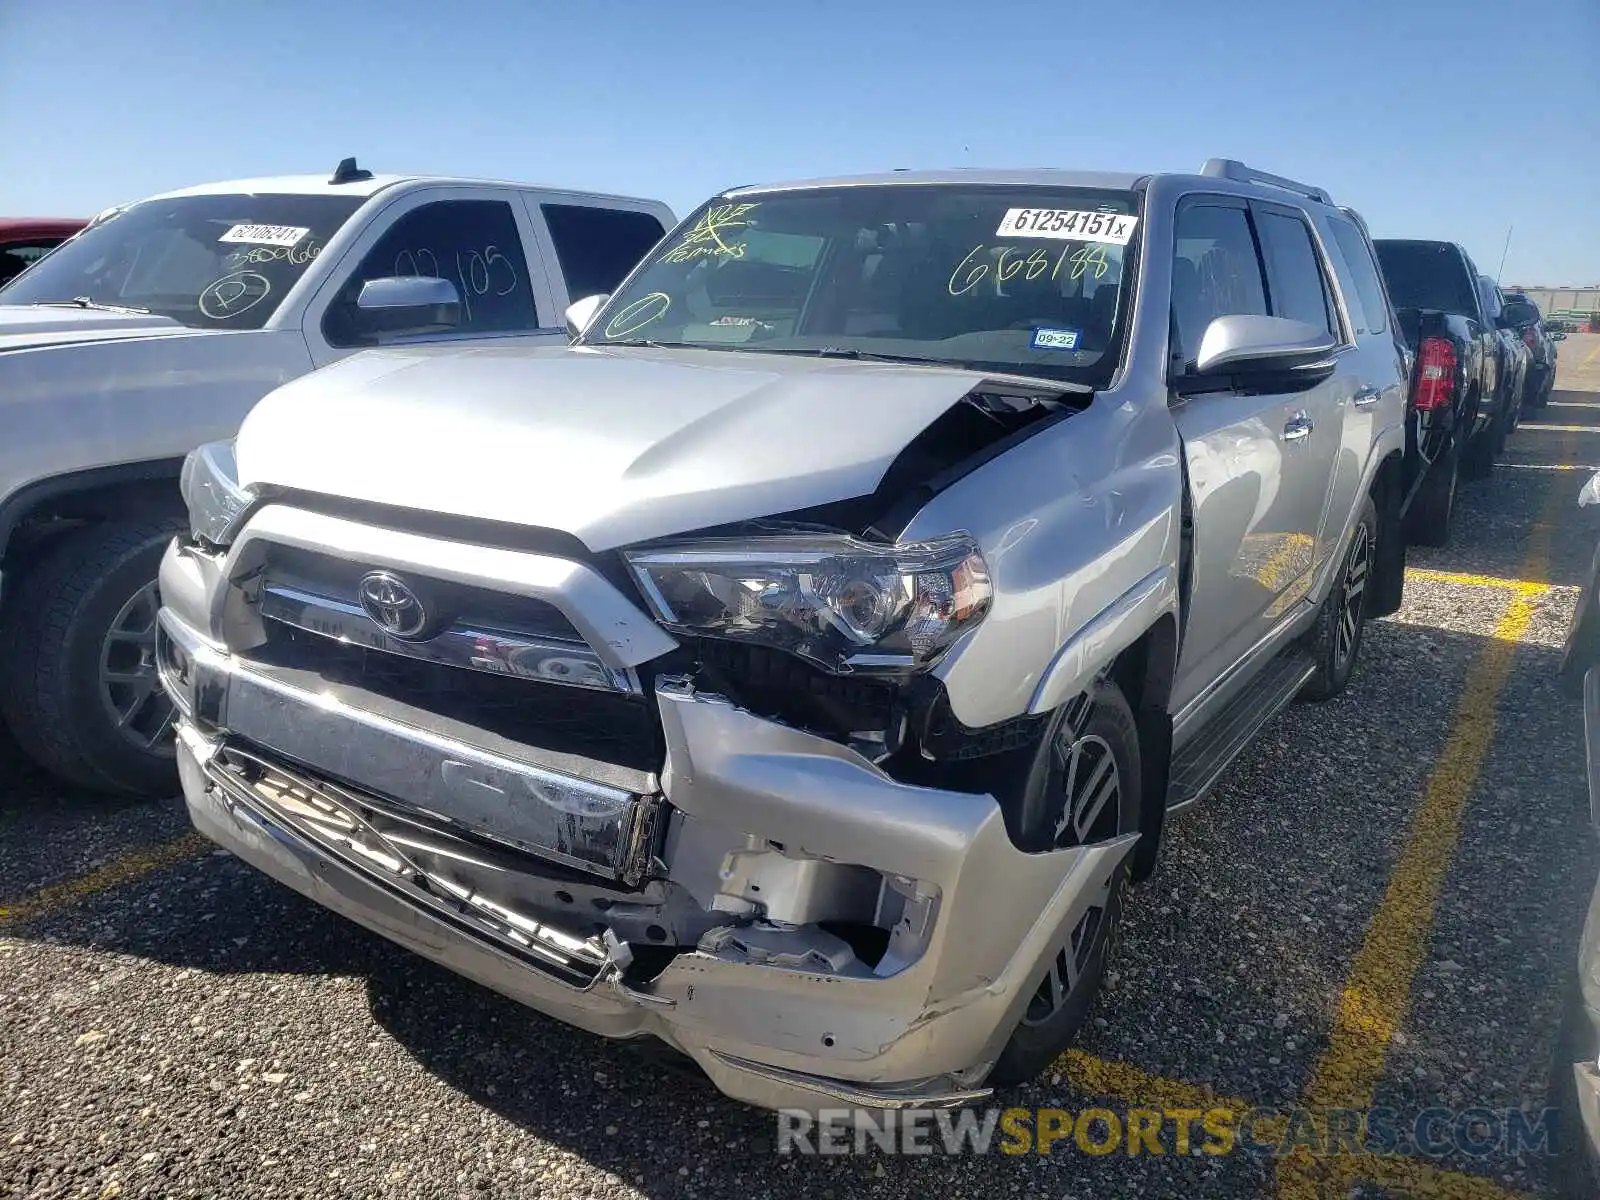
[1501,289,1557,410]
[1374,238,1523,547]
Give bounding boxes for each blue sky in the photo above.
[3,0,1595,284]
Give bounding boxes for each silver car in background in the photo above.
[158,160,1408,1112]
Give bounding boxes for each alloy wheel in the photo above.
[1335,523,1373,669]
[97,580,175,752]
[1021,698,1123,1026]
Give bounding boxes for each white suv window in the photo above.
[324,199,537,346]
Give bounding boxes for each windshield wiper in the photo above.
[34,296,152,315]
[755,345,967,369]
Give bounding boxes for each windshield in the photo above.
[1372,240,1478,319]
[581,184,1141,386]
[0,193,364,329]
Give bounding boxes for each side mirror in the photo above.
[564,293,609,338]
[1194,314,1338,383]
[351,275,461,338]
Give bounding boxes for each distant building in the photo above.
[1504,285,1600,325]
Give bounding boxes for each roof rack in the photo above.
[1200,158,1330,205]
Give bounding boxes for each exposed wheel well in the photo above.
[1107,616,1177,883]
[1367,450,1406,620]
[0,461,185,581]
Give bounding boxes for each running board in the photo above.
[1166,649,1317,810]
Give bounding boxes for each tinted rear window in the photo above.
[1373,241,1477,318]
[542,204,666,300]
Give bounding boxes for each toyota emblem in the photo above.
[357,571,428,639]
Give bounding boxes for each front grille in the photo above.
[255,620,662,772]
[263,544,583,642]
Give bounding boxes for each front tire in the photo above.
[988,678,1141,1086]
[0,518,186,796]
[1299,495,1376,702]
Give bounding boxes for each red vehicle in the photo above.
[0,218,88,287]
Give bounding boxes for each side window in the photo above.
[1170,203,1268,371]
[0,240,63,287]
[1327,217,1388,336]
[541,204,666,300]
[324,199,536,346]
[1255,210,1337,338]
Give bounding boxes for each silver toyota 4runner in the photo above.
[158,160,1409,1112]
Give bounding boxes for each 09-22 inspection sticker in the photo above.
[996,208,1137,245]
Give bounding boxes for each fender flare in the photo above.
[0,459,185,558]
[1028,565,1180,716]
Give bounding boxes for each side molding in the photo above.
[1028,566,1179,715]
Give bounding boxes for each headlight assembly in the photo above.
[179,439,254,547]
[624,533,991,675]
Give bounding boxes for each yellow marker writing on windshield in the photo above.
[660,203,759,265]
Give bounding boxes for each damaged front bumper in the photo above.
[160,563,1133,1114]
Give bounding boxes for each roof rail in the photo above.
[1200,158,1331,205]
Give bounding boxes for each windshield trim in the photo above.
[576,182,1146,391]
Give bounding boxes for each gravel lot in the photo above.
[5,340,1600,1199]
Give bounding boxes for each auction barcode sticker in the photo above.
[218,224,310,248]
[995,209,1138,245]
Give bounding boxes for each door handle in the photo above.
[1352,385,1383,407]
[1283,413,1313,442]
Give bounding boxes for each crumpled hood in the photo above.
[0,305,193,352]
[236,343,994,550]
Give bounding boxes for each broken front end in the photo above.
[159,439,1133,1112]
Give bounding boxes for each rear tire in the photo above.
[1526,366,1550,410]
[0,518,186,796]
[1405,444,1458,549]
[988,679,1141,1086]
[1461,425,1496,480]
[1299,495,1376,702]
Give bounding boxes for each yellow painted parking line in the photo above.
[1495,461,1599,471]
[1358,1154,1536,1200]
[1585,342,1600,366]
[0,832,209,928]
[1517,423,1600,434]
[1059,1049,1247,1115]
[1057,1051,1529,1198]
[1405,567,1552,593]
[1274,438,1566,1199]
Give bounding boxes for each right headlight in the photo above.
[624,532,992,676]
[179,439,254,547]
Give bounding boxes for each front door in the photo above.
[1166,197,1346,715]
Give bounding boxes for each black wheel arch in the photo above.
[0,459,185,575]
[1106,616,1177,883]
[1367,449,1406,620]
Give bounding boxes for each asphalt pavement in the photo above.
[5,338,1600,1199]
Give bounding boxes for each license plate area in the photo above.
[218,659,660,883]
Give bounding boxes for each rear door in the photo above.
[1249,200,1354,585]
[1167,196,1347,713]
[522,198,671,316]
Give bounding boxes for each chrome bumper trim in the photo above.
[158,609,659,883]
[202,742,612,983]
[259,583,638,694]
